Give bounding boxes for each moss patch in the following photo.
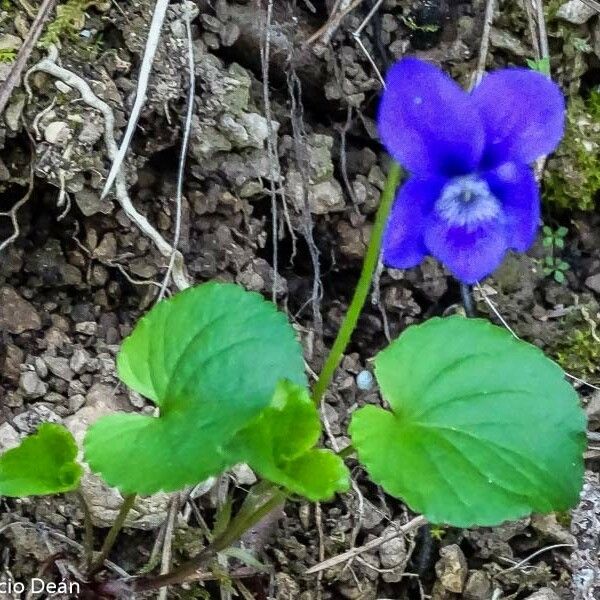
[555,326,600,384]
[543,91,600,212]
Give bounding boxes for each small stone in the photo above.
[127,389,145,409]
[3,344,24,383]
[94,233,117,261]
[435,544,468,593]
[0,422,20,451]
[0,286,42,333]
[464,570,492,600]
[75,321,98,336]
[68,394,86,413]
[19,371,48,399]
[75,188,114,216]
[43,356,74,381]
[585,273,600,294]
[239,112,271,148]
[86,383,114,406]
[232,463,257,485]
[45,392,66,404]
[5,390,24,408]
[13,404,61,434]
[78,120,103,145]
[34,357,48,379]
[379,523,408,582]
[556,0,597,24]
[0,34,22,52]
[531,513,575,545]
[129,258,158,278]
[220,22,240,46]
[490,27,529,57]
[70,348,90,374]
[356,370,374,390]
[69,379,86,397]
[43,121,71,145]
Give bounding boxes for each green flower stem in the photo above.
[312,162,401,406]
[97,164,402,596]
[89,493,136,576]
[337,444,355,459]
[78,492,94,571]
[129,486,286,592]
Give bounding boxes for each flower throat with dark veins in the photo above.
[435,176,500,232]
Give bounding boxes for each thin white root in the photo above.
[25,46,190,291]
[0,164,34,254]
[101,0,170,198]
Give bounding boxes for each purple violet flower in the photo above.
[378,58,565,284]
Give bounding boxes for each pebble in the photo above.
[19,371,48,399]
[75,321,98,336]
[34,357,48,379]
[0,34,22,52]
[356,370,374,390]
[435,544,468,593]
[556,0,597,24]
[70,347,90,374]
[0,422,20,452]
[13,405,61,434]
[43,356,75,382]
[43,121,71,145]
[0,286,42,334]
[68,394,86,413]
[379,523,408,582]
[585,273,600,294]
[464,570,492,600]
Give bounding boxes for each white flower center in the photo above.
[435,176,500,231]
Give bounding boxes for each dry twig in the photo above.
[158,6,195,301]
[305,515,427,574]
[0,0,58,115]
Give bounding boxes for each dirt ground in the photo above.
[0,0,599,598]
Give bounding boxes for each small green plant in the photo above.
[0,48,16,63]
[4,59,588,598]
[543,224,568,250]
[399,15,440,33]
[39,0,94,47]
[543,256,570,283]
[541,225,570,283]
[527,57,551,76]
[557,327,600,384]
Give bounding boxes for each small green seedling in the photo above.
[0,49,16,64]
[542,225,570,283]
[543,225,568,249]
[544,256,570,283]
[527,57,551,76]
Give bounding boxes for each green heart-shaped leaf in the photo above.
[85,283,307,495]
[350,316,586,527]
[0,424,83,497]
[227,381,350,500]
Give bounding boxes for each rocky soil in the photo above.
[0,0,599,598]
